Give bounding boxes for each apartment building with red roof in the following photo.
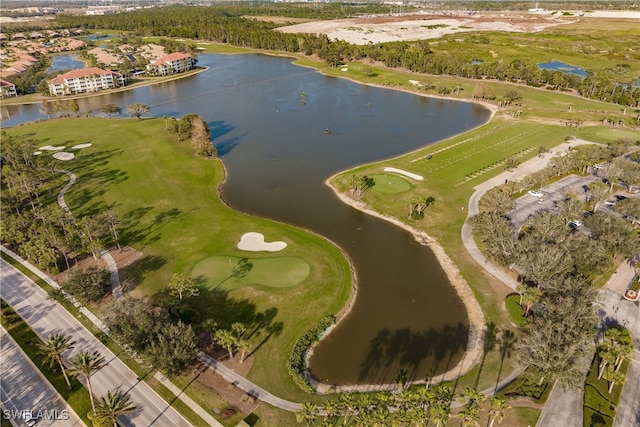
[47,67,125,96]
[0,79,18,98]
[147,52,194,76]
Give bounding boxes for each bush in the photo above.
[288,314,335,393]
[505,294,527,327]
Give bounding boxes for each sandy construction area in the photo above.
[278,10,639,45]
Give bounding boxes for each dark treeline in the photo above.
[53,5,640,108]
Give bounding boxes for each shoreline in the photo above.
[1,66,208,107]
[305,175,486,394]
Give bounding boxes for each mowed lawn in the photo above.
[5,117,352,401]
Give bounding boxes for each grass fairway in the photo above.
[4,117,351,402]
[191,255,310,290]
[369,173,413,194]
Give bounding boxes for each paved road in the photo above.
[614,354,640,427]
[0,259,191,427]
[1,327,83,427]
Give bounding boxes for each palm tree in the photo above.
[93,389,136,427]
[68,350,106,413]
[295,402,317,427]
[457,404,480,427]
[321,400,340,424]
[339,393,356,426]
[38,332,76,388]
[395,367,409,390]
[486,396,510,427]
[430,401,450,427]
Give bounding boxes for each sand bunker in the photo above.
[383,167,423,181]
[71,143,92,149]
[237,232,287,252]
[39,145,66,151]
[52,152,75,161]
[33,151,42,155]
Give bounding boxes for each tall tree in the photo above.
[296,402,318,426]
[68,350,106,414]
[168,273,199,302]
[486,396,510,427]
[38,332,76,388]
[515,275,598,390]
[100,104,122,118]
[127,103,150,120]
[93,389,136,427]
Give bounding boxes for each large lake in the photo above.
[2,54,490,386]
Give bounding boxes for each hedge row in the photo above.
[288,314,335,393]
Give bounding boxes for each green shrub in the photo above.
[288,314,335,393]
[505,294,528,327]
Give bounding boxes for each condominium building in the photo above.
[0,79,17,98]
[47,67,125,96]
[147,52,194,76]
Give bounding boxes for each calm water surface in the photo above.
[3,54,490,385]
[47,54,84,73]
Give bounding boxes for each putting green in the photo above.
[369,173,413,194]
[592,128,639,142]
[191,255,310,290]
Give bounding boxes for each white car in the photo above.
[528,190,544,198]
[569,220,583,228]
[604,200,616,207]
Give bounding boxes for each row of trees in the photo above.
[296,385,509,427]
[1,133,124,273]
[52,5,640,108]
[596,326,634,393]
[38,332,135,426]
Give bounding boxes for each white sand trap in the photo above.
[237,232,287,252]
[52,152,75,161]
[39,145,66,151]
[71,143,92,149]
[383,167,423,181]
[33,151,42,155]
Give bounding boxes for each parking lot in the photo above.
[508,174,600,231]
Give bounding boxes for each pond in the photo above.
[47,54,84,74]
[2,54,491,386]
[537,60,587,78]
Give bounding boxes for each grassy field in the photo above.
[4,117,352,404]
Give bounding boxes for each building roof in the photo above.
[150,52,191,66]
[48,67,122,85]
[0,79,16,87]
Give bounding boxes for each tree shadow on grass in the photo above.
[152,286,284,356]
[118,254,167,293]
[356,322,469,387]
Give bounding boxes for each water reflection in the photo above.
[4,54,490,385]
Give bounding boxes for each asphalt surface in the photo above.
[0,259,191,427]
[0,327,83,427]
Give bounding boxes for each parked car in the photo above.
[615,194,627,201]
[604,200,616,207]
[528,190,544,198]
[569,220,583,229]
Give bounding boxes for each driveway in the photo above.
[0,259,191,427]
[1,327,83,427]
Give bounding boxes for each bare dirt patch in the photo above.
[195,346,259,415]
[277,11,574,45]
[53,246,142,284]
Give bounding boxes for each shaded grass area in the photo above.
[192,255,310,290]
[1,299,93,425]
[4,117,352,403]
[583,355,630,427]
